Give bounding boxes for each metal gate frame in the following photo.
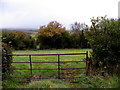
[8,51,91,79]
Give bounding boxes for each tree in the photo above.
[71,22,88,35]
[70,22,90,48]
[36,21,69,49]
[2,30,35,50]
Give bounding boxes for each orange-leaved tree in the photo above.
[36,21,69,49]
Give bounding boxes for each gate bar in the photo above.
[29,55,32,75]
[58,55,60,79]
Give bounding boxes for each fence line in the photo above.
[8,51,90,79]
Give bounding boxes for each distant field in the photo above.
[13,49,91,54]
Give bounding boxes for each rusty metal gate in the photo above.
[8,51,91,79]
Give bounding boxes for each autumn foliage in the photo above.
[38,21,67,37]
[36,21,69,49]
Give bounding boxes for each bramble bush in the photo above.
[85,16,120,74]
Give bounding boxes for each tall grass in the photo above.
[22,73,119,88]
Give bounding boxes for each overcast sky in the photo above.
[0,0,119,30]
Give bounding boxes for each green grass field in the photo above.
[3,49,119,88]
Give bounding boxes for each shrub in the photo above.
[85,16,120,74]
